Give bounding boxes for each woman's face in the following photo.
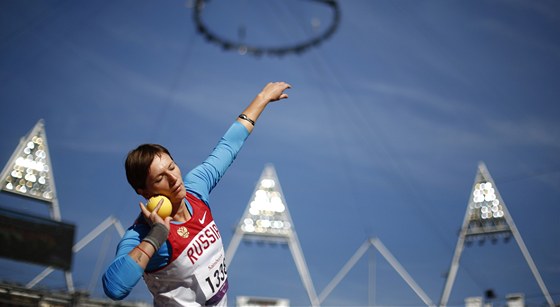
[140,153,186,206]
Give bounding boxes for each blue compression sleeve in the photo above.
[102,255,143,300]
[102,223,169,300]
[186,121,249,202]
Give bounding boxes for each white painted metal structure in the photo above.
[225,164,319,306]
[26,215,125,291]
[318,237,435,307]
[1,120,128,293]
[0,119,73,289]
[0,119,61,220]
[439,162,554,307]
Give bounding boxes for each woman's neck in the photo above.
[173,199,192,222]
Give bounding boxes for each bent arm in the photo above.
[102,254,144,300]
[102,232,145,300]
[103,223,167,300]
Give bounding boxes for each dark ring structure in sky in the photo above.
[193,0,340,57]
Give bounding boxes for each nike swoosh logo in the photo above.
[199,211,207,224]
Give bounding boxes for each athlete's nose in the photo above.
[168,172,178,186]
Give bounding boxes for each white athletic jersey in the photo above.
[143,192,228,306]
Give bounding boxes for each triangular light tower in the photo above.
[0,119,77,292]
[440,162,554,307]
[225,164,319,306]
[0,119,61,221]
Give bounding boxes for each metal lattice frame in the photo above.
[27,216,125,291]
[439,162,554,307]
[225,164,319,306]
[0,119,61,221]
[318,237,435,307]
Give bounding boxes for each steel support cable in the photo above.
[151,28,199,140]
[310,50,452,245]
[294,58,377,236]
[249,5,375,305]
[267,8,454,304]
[303,51,444,307]
[300,45,491,302]
[270,7,439,301]
[267,1,375,239]
[261,0,372,237]
[0,0,70,50]
[275,2,441,240]
[499,168,560,190]
[272,0,326,42]
[275,2,458,256]
[306,6,556,305]
[0,0,115,85]
[265,0,299,43]
[113,20,199,219]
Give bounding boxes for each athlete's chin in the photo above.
[168,184,185,201]
[174,188,186,202]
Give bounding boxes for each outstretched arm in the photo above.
[236,81,291,133]
[185,81,292,200]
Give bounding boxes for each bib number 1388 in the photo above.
[205,259,227,293]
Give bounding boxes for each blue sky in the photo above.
[1,1,559,306]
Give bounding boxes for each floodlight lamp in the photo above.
[249,206,260,216]
[242,218,256,233]
[236,164,295,239]
[2,135,55,202]
[469,181,505,222]
[241,224,255,233]
[260,179,275,189]
[249,189,286,214]
[242,209,292,236]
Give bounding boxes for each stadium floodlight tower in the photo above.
[1,120,126,294]
[439,162,554,307]
[225,164,319,307]
[0,119,76,290]
[1,119,61,220]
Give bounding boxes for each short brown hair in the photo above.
[125,144,173,192]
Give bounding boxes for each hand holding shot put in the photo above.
[102,82,291,306]
[144,195,173,220]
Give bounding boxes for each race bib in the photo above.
[186,221,228,304]
[197,254,228,305]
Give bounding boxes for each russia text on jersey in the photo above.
[186,221,222,264]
